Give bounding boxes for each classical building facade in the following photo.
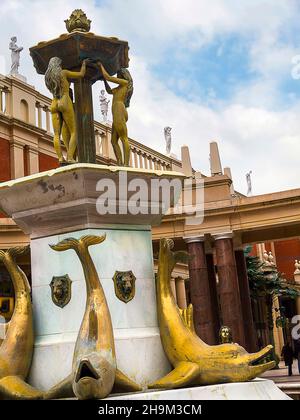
[1,74,300,358]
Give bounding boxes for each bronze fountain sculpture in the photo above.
[0,9,277,400]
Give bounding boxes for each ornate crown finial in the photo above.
[65,9,91,33]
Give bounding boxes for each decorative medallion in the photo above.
[113,271,136,304]
[50,275,72,308]
[65,9,91,33]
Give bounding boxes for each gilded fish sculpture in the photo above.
[46,235,141,400]
[149,239,275,390]
[0,246,44,400]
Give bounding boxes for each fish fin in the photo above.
[112,369,143,394]
[179,304,196,334]
[0,376,44,400]
[44,373,74,400]
[79,235,106,248]
[50,235,106,252]
[148,361,200,390]
[0,246,30,262]
[49,238,80,252]
[249,361,276,378]
[247,345,273,364]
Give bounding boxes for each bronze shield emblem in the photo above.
[50,275,72,308]
[113,271,136,304]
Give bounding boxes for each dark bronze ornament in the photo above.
[50,275,72,308]
[113,271,136,304]
[65,9,91,33]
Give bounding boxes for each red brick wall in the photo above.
[274,239,300,280]
[0,138,11,182]
[38,153,59,172]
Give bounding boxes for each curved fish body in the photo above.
[149,239,275,390]
[50,235,116,400]
[0,246,33,379]
[0,247,44,399]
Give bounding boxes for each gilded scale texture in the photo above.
[149,239,275,390]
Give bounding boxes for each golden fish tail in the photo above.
[0,246,30,262]
[50,235,106,253]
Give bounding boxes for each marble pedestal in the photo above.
[106,379,290,400]
[0,164,185,390]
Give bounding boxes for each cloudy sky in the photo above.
[1,0,300,196]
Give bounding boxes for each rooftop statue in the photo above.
[99,89,110,122]
[246,170,253,196]
[9,36,23,76]
[164,127,172,155]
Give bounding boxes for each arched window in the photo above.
[20,99,29,123]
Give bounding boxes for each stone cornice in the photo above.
[0,113,46,137]
[184,235,205,244]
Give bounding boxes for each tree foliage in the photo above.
[244,245,299,301]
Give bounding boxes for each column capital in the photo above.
[10,140,24,150]
[27,145,39,155]
[212,232,233,241]
[184,235,205,244]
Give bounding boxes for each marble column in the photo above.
[175,277,187,309]
[185,237,218,345]
[213,233,246,347]
[206,253,220,341]
[235,249,257,352]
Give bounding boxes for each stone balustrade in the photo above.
[0,80,11,115]
[0,74,183,172]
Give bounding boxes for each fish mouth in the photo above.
[75,359,100,383]
[248,345,275,369]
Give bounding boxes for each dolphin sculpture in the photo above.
[149,238,275,390]
[47,235,141,400]
[0,246,44,399]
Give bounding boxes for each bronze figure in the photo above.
[97,62,133,166]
